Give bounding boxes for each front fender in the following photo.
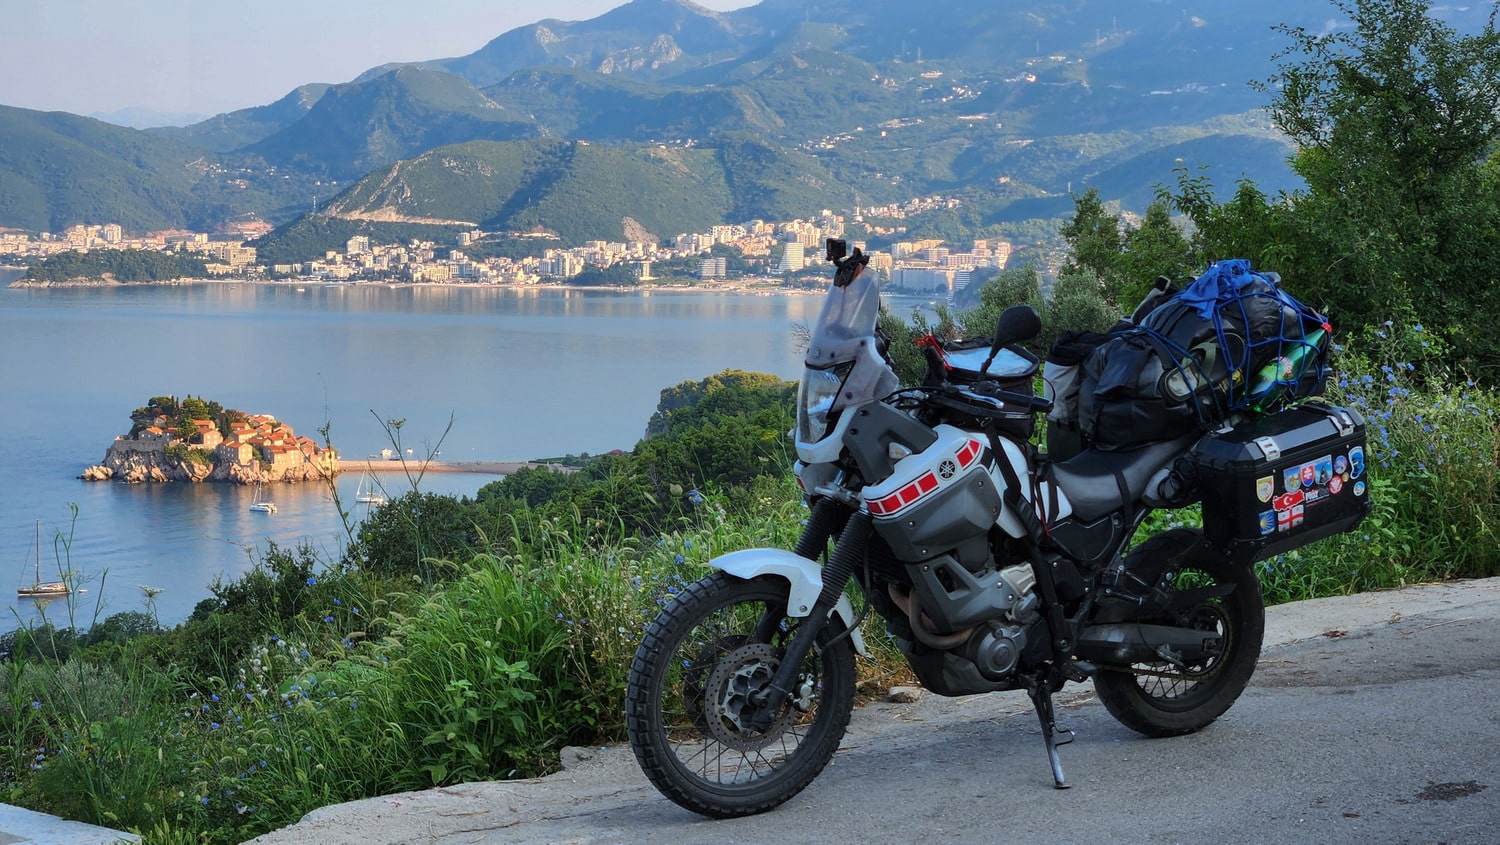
[711,548,868,657]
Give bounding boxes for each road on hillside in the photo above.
[246,582,1500,845]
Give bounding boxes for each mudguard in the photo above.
[711,548,869,656]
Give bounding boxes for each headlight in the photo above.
[797,363,851,444]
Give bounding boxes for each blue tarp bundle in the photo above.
[1177,258,1299,323]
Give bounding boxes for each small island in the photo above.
[81,395,336,484]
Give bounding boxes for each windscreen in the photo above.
[805,271,883,369]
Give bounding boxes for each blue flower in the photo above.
[29,700,40,710]
[210,722,221,730]
[1413,324,1424,332]
[323,615,334,623]
[306,577,317,586]
[332,597,341,606]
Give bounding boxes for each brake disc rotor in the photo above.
[702,642,796,750]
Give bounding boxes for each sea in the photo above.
[0,269,933,628]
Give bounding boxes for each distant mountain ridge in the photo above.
[2,0,1494,254]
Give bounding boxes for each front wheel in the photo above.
[1093,528,1265,737]
[625,572,856,818]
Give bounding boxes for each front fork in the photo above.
[746,504,869,731]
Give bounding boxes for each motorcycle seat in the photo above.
[1047,432,1201,523]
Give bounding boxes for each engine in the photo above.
[886,562,1042,695]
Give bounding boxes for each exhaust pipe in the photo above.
[1074,623,1223,665]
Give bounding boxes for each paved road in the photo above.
[245,578,1500,845]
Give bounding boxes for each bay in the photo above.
[0,270,847,627]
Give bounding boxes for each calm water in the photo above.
[0,270,839,626]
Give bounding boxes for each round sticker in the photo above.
[1353,481,1366,497]
[1329,475,1344,495]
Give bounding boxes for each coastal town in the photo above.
[0,193,1013,295]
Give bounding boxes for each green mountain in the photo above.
[5,0,1496,243]
[275,134,839,249]
[150,84,332,152]
[482,68,782,140]
[244,67,540,180]
[0,105,318,233]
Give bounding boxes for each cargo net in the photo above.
[1144,258,1332,416]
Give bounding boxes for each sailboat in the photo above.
[17,519,69,598]
[354,470,386,505]
[249,481,277,513]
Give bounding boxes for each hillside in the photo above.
[0,105,314,233]
[244,67,541,180]
[4,0,1496,242]
[288,135,839,245]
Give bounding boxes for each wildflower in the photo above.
[323,615,334,623]
[306,576,317,586]
[352,607,361,616]
[211,693,220,702]
[332,597,342,606]
[674,554,685,565]
[1413,324,1423,332]
[211,722,221,730]
[29,700,40,710]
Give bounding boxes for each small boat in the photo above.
[249,482,277,514]
[18,519,69,598]
[354,470,386,505]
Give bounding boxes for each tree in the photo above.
[1058,189,1123,282]
[1253,0,1500,375]
[1115,199,1196,306]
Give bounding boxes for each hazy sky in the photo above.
[0,0,759,119]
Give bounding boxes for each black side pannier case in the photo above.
[1189,402,1371,564]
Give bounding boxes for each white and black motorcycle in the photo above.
[625,240,1369,817]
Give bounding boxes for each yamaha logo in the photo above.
[938,459,957,479]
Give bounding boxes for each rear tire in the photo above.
[1093,528,1264,737]
[625,572,856,817]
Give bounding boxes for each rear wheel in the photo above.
[625,572,856,818]
[1093,528,1264,737]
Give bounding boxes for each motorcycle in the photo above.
[625,239,1368,818]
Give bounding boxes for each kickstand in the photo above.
[1023,673,1074,789]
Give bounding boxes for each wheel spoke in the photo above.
[626,573,856,814]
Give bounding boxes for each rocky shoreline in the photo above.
[79,451,567,485]
[79,445,330,485]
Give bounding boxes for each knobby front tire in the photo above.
[625,572,856,818]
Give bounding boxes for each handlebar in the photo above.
[921,381,1053,422]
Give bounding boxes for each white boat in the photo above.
[17,519,69,598]
[249,482,277,513]
[354,470,386,505]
